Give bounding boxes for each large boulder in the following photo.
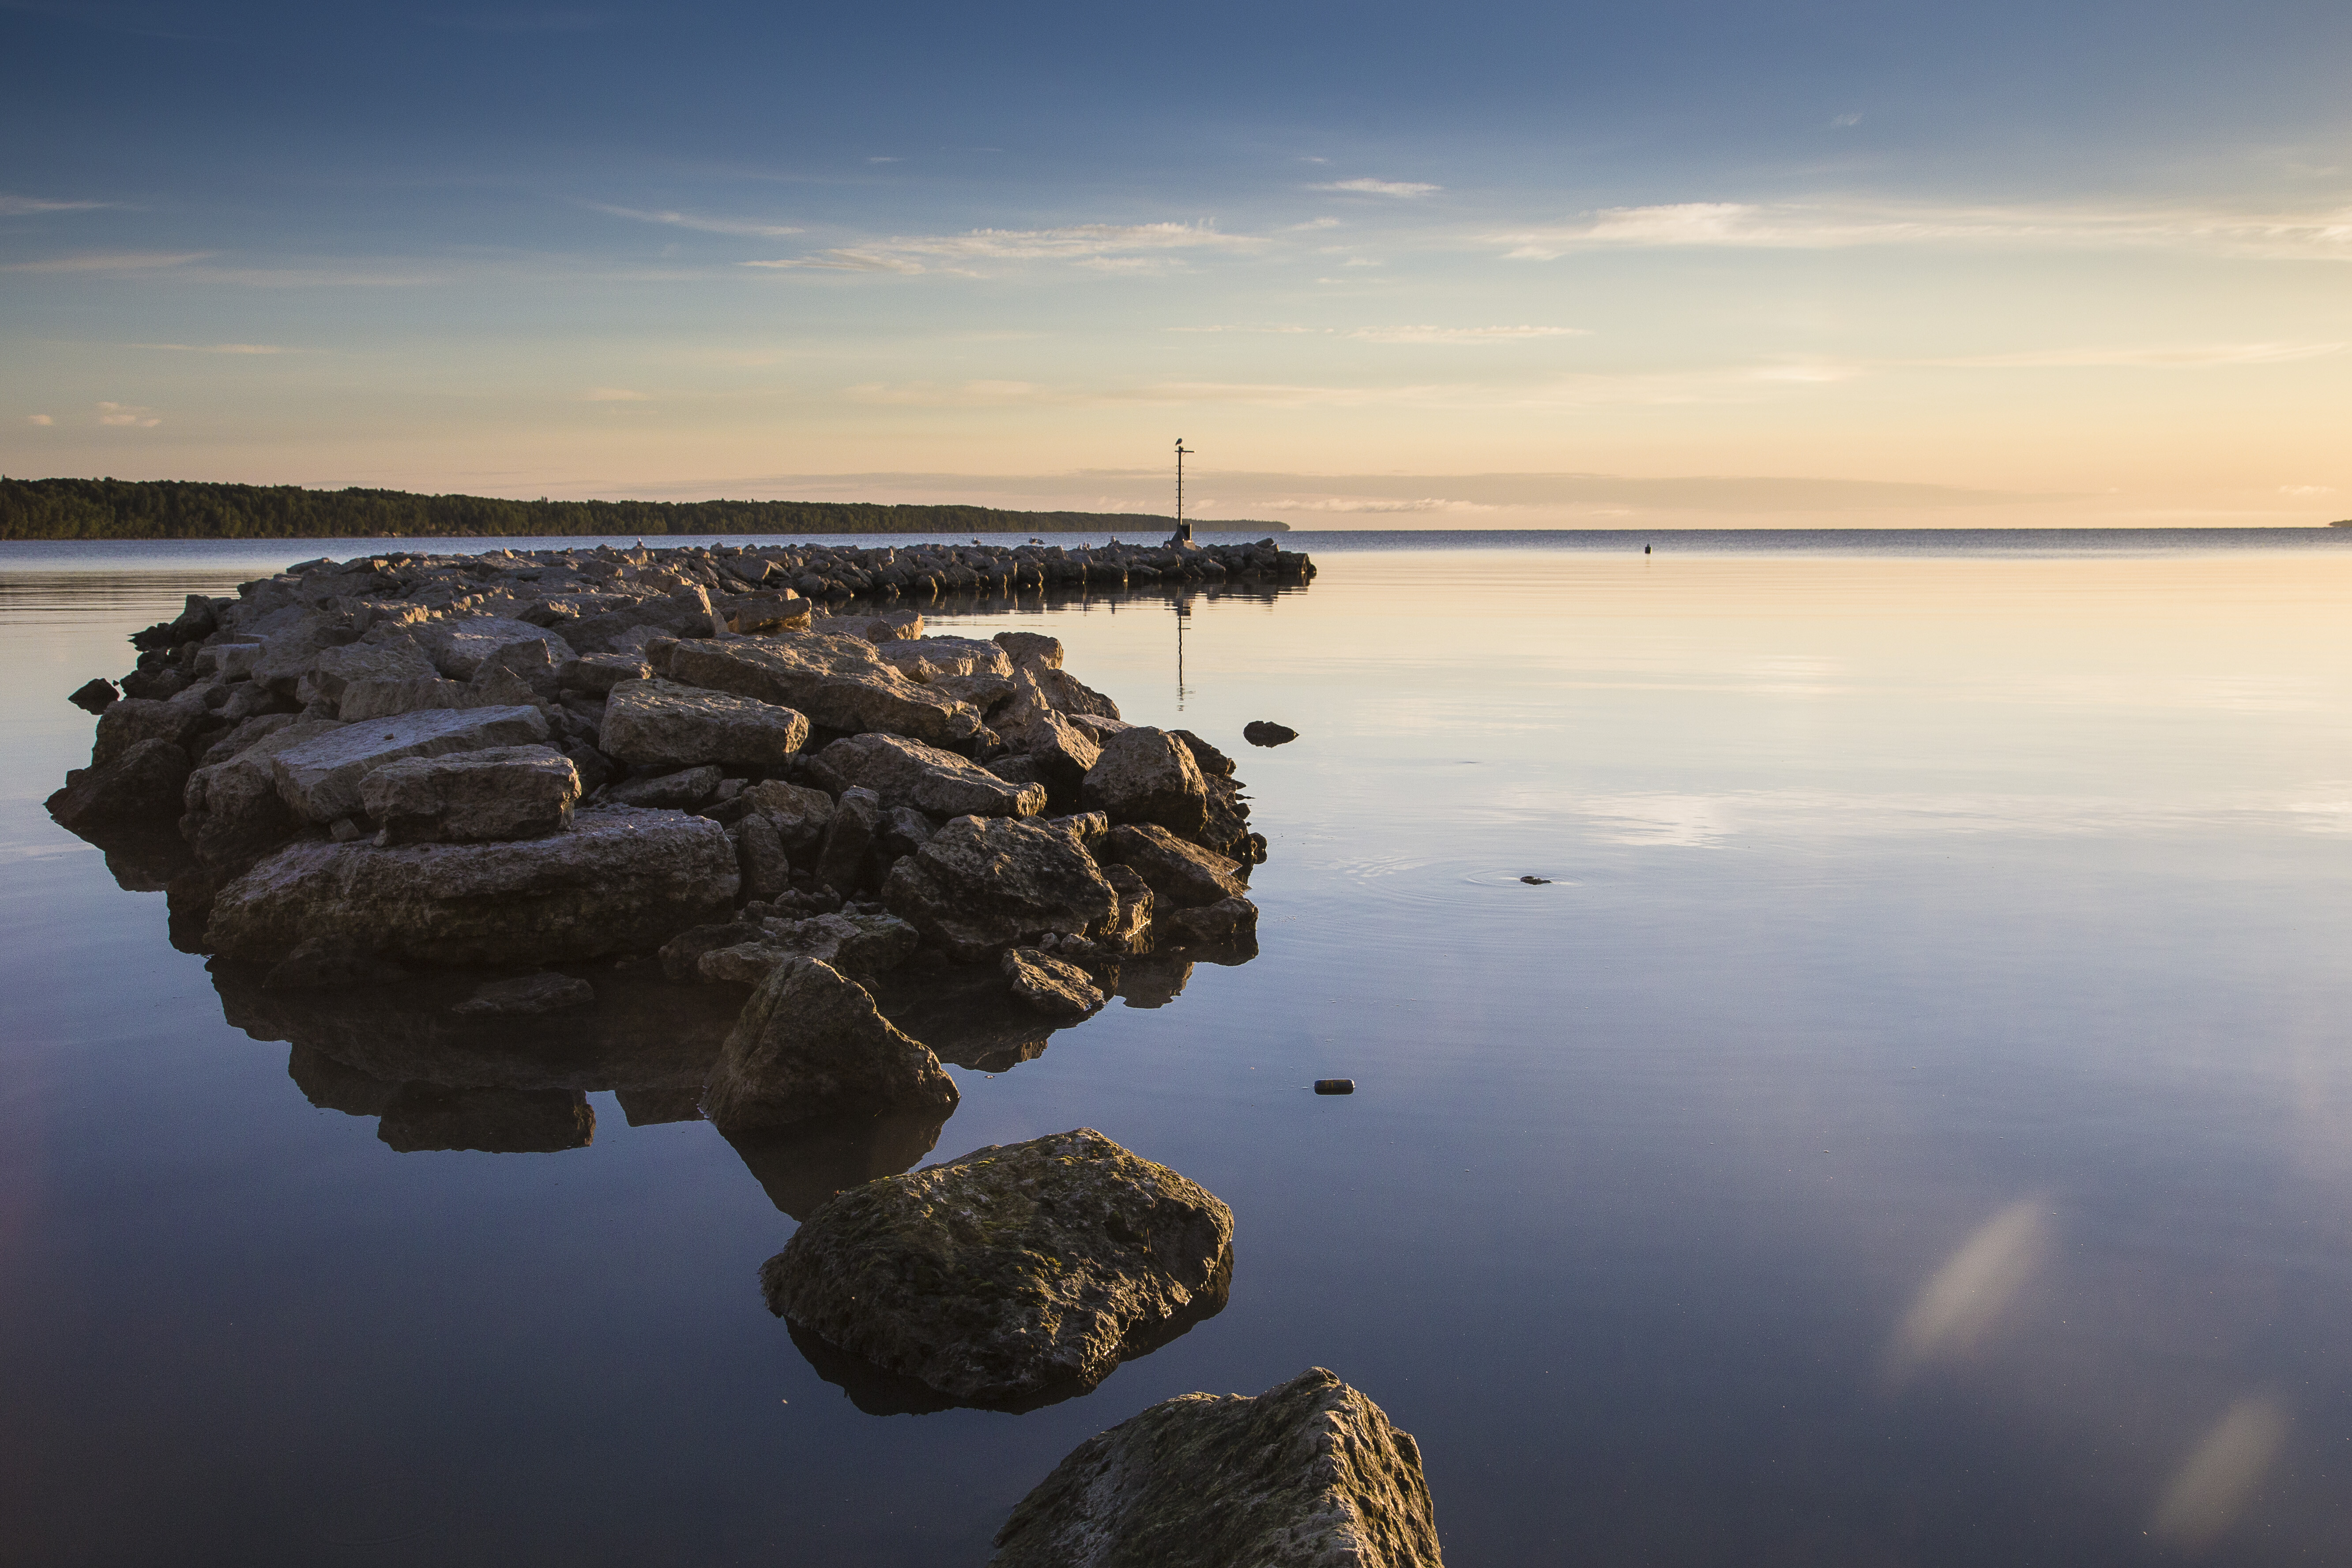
[1035,666,1121,721]
[180,718,349,870]
[991,630,1062,670]
[702,956,958,1130]
[988,1368,1445,1568]
[47,737,192,831]
[882,815,1118,962]
[298,638,437,710]
[814,732,1045,819]
[268,704,550,824]
[410,617,574,680]
[91,697,210,769]
[743,778,835,856]
[992,670,1102,792]
[876,635,1013,684]
[358,745,581,844]
[664,634,982,745]
[203,805,738,964]
[599,676,809,771]
[1080,726,1208,836]
[813,786,881,892]
[761,1128,1232,1406]
[1100,823,1249,910]
[1001,946,1105,1018]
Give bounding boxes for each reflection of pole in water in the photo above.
[1174,595,1188,711]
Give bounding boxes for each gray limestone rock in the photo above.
[269,704,551,824]
[1080,727,1209,836]
[881,815,1118,962]
[814,786,881,892]
[359,745,581,844]
[606,763,723,809]
[336,674,474,721]
[1100,823,1249,910]
[204,805,738,965]
[68,677,121,713]
[664,634,982,745]
[697,910,919,985]
[814,732,1046,820]
[179,718,349,870]
[47,737,192,831]
[1001,946,1106,1018]
[196,713,300,769]
[875,635,1013,683]
[599,675,809,771]
[702,956,958,1130]
[1169,728,1237,778]
[92,696,211,769]
[298,639,437,710]
[559,652,652,694]
[1098,864,1154,954]
[1158,895,1259,949]
[1035,666,1121,722]
[991,630,1064,670]
[411,617,575,680]
[760,1128,1232,1406]
[738,812,793,901]
[994,669,1103,792]
[743,778,835,856]
[987,1367,1444,1568]
[468,635,568,701]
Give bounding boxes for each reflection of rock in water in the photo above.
[869,963,1062,1072]
[722,1106,950,1220]
[287,1045,397,1117]
[614,1086,705,1126]
[378,1083,595,1153]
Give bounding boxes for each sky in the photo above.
[4,0,2350,528]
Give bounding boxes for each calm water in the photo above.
[8,531,2352,1566]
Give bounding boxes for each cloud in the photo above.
[2280,484,2337,496]
[0,251,209,273]
[582,387,651,401]
[1500,200,2352,261]
[96,401,159,427]
[745,221,1261,276]
[1830,112,1863,128]
[1351,324,1588,344]
[745,250,929,274]
[128,342,297,354]
[1292,217,1341,230]
[866,156,901,164]
[0,194,114,217]
[1311,178,1441,196]
[584,202,803,238]
[26,414,53,426]
[1918,342,2344,368]
[1166,323,1322,334]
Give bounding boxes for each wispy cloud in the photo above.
[1918,342,2344,368]
[1167,323,1321,334]
[1277,496,1502,514]
[2280,484,2337,496]
[745,221,1261,276]
[96,401,159,427]
[745,249,930,274]
[1312,178,1441,196]
[582,386,651,401]
[26,414,53,426]
[0,251,209,274]
[128,341,297,354]
[584,202,803,238]
[1501,200,2352,260]
[1351,325,1590,344]
[1830,113,1863,128]
[0,194,115,217]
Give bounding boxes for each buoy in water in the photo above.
[1313,1079,1355,1095]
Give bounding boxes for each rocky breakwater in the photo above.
[45,540,1284,1022]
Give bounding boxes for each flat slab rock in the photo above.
[599,674,809,771]
[988,1367,1444,1568]
[203,805,738,966]
[761,1127,1233,1406]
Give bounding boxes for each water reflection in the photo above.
[2152,1395,2292,1553]
[1885,1198,2054,1383]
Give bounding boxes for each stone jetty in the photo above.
[47,538,1301,1001]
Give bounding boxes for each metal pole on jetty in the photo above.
[1173,438,1194,547]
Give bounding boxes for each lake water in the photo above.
[7,530,2352,1566]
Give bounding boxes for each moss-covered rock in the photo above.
[760,1127,1231,1406]
[989,1367,1444,1568]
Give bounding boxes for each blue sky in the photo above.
[6,0,2350,525]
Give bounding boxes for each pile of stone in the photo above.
[47,541,1283,1034]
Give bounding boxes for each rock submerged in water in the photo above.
[702,955,958,1131]
[761,1126,1233,1406]
[989,1367,1444,1568]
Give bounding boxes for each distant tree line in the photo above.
[0,477,1284,541]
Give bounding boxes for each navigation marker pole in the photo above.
[1173,438,1195,709]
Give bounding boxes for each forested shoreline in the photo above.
[0,478,1283,541]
